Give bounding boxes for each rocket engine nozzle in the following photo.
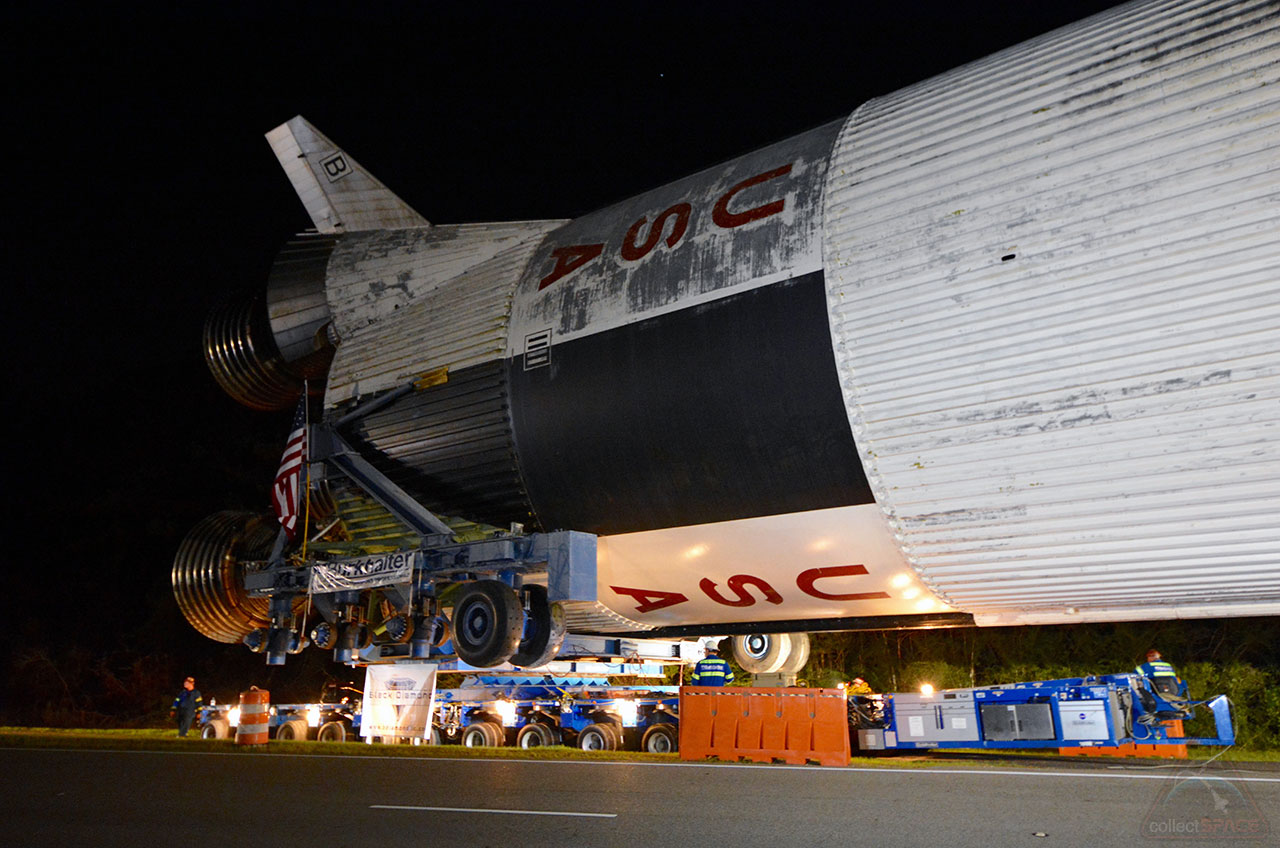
[204,234,337,411]
[171,511,278,643]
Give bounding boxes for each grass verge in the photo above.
[2,727,1273,766]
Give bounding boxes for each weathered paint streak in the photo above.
[326,222,563,337]
[324,226,561,405]
[508,120,841,350]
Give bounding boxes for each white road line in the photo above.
[372,805,615,818]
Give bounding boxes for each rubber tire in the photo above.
[510,585,567,668]
[201,718,230,740]
[732,633,791,674]
[517,723,558,749]
[462,721,504,748]
[641,723,677,754]
[317,720,348,743]
[778,632,811,674]
[276,718,309,741]
[429,725,444,746]
[451,580,523,668]
[578,723,619,752]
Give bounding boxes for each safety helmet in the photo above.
[852,677,866,685]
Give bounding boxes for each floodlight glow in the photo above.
[614,699,639,727]
[920,683,935,696]
[495,699,518,727]
[307,705,321,727]
[228,707,240,727]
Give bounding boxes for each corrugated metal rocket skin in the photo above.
[343,360,535,531]
[223,0,1279,632]
[821,0,1280,624]
[325,222,566,406]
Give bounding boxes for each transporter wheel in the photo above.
[275,718,309,741]
[732,633,791,674]
[641,724,677,754]
[578,723,619,752]
[516,723,559,749]
[778,632,811,674]
[462,721,505,748]
[510,585,567,668]
[317,721,348,743]
[451,580,523,668]
[201,718,230,740]
[430,725,444,746]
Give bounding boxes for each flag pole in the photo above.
[299,380,315,640]
[301,379,311,562]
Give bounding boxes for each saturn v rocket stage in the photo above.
[175,0,1279,667]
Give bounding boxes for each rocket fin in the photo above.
[265,115,429,233]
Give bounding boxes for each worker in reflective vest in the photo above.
[690,646,734,686]
[1135,649,1183,698]
[846,677,874,696]
[171,676,203,737]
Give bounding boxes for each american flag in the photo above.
[272,395,308,540]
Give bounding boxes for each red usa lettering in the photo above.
[538,164,793,290]
[611,564,889,615]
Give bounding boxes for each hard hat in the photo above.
[852,677,866,685]
[1146,650,1161,661]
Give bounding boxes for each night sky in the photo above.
[7,1,1125,685]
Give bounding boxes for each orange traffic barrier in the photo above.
[235,686,270,746]
[1059,719,1187,759]
[679,687,850,767]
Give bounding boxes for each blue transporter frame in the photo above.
[430,676,680,751]
[240,411,601,669]
[855,674,1234,752]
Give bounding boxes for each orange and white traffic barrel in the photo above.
[235,686,270,746]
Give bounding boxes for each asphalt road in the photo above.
[2,749,1275,847]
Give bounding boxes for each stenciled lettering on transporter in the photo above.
[310,551,417,593]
